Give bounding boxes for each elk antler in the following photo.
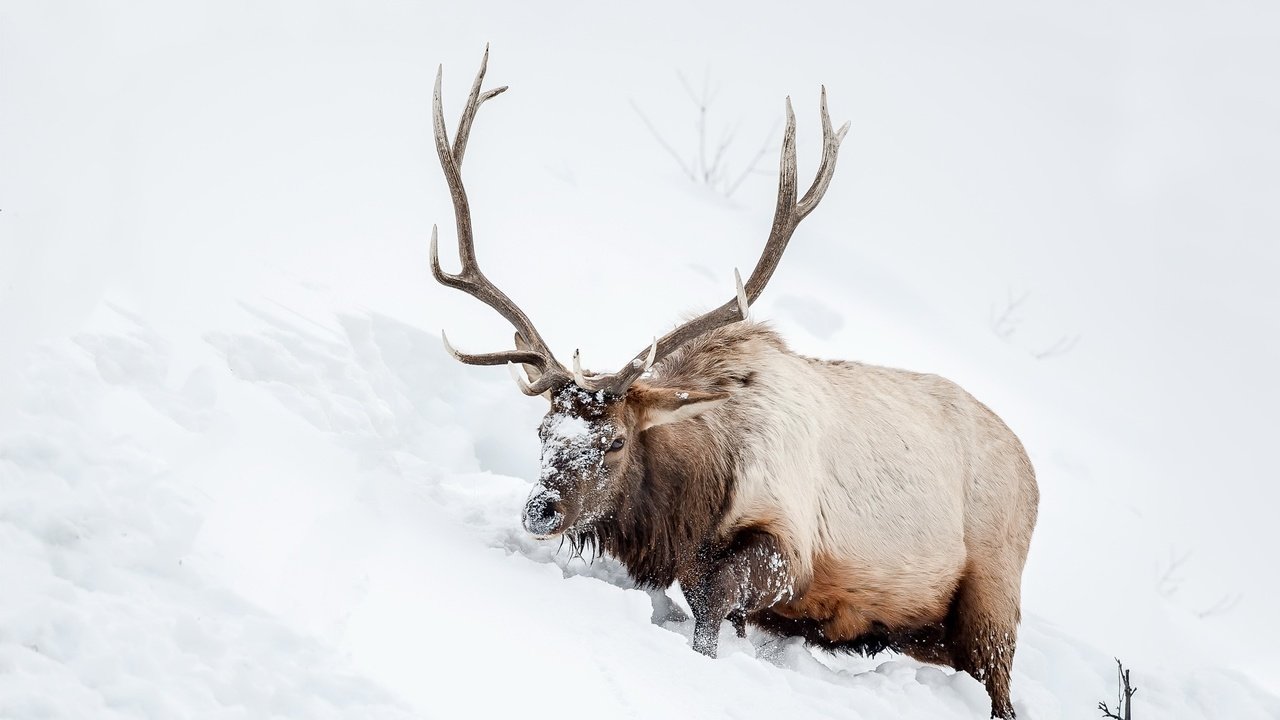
[430,47,573,396]
[579,89,850,396]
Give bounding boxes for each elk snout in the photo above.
[522,486,569,537]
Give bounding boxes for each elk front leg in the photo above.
[686,531,795,656]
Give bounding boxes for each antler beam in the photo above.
[430,47,572,396]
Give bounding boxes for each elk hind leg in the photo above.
[896,623,950,665]
[949,572,1021,719]
[686,531,794,656]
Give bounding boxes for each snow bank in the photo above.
[2,298,1275,718]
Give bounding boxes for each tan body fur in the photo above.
[630,323,1038,717]
[682,325,1038,644]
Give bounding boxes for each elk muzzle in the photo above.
[522,485,573,537]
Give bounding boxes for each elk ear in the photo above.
[513,332,551,402]
[630,385,731,431]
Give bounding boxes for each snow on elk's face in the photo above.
[523,384,634,538]
[521,380,732,538]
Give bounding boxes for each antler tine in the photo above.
[507,362,537,394]
[431,50,571,391]
[572,350,589,388]
[600,89,848,396]
[452,44,509,168]
[441,329,546,368]
[734,267,750,319]
[635,337,657,373]
[506,361,562,396]
[796,86,850,221]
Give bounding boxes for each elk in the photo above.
[428,49,1039,720]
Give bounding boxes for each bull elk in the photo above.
[428,48,1038,719]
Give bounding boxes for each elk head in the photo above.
[429,48,848,538]
[518,359,731,537]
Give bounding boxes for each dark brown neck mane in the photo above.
[573,324,782,587]
[589,420,737,587]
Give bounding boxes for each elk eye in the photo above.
[608,437,625,452]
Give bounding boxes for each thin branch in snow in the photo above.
[1034,334,1081,359]
[630,69,778,198]
[988,289,1080,359]
[708,121,738,187]
[630,99,696,181]
[990,289,1030,340]
[1196,593,1243,619]
[676,70,714,183]
[726,118,781,197]
[1156,547,1192,598]
[1098,658,1137,720]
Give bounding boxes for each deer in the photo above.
[427,48,1039,719]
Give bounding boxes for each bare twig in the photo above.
[1034,334,1081,359]
[989,289,1080,359]
[1098,658,1137,720]
[990,289,1030,340]
[1155,548,1242,618]
[708,122,737,186]
[1156,547,1192,598]
[631,69,779,198]
[726,119,781,197]
[1196,593,1243,619]
[676,70,713,183]
[630,99,696,180]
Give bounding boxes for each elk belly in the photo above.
[772,552,960,643]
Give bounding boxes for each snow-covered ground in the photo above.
[3,1,1279,718]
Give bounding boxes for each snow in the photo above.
[548,413,591,440]
[3,1,1280,718]
[538,389,612,485]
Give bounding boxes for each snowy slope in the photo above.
[4,299,1277,719]
[3,1,1279,718]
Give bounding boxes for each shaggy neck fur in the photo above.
[578,324,779,587]
[595,424,734,587]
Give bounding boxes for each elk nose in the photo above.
[522,490,565,537]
